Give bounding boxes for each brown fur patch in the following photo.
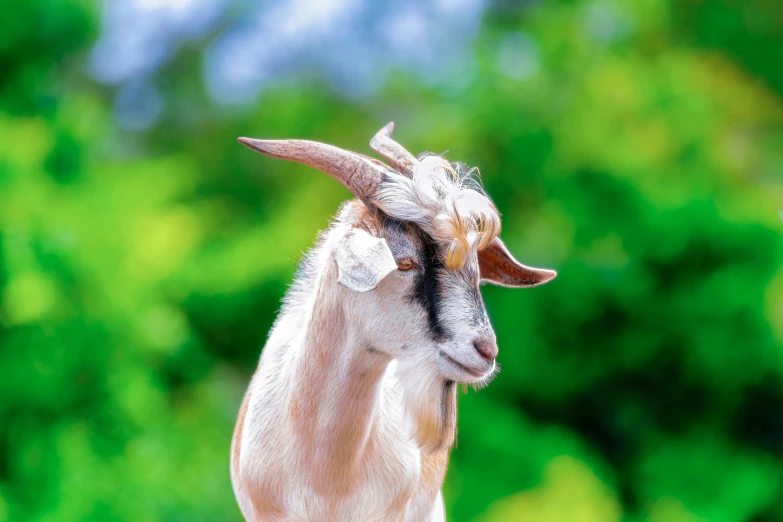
[289,222,392,505]
[420,450,449,494]
[411,380,458,454]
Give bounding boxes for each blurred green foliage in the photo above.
[2,0,783,521]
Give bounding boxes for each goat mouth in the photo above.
[439,351,487,378]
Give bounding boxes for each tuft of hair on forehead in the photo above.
[372,153,501,269]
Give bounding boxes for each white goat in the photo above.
[231,123,556,521]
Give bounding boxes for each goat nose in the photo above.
[473,338,498,362]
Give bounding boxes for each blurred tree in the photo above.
[1,0,782,521]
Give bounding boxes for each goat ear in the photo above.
[479,237,557,288]
[334,228,397,292]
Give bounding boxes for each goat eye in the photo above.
[397,259,414,271]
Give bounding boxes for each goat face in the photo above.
[329,154,555,386]
[239,123,557,386]
[367,216,498,385]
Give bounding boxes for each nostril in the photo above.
[473,338,498,362]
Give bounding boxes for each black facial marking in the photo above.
[438,380,456,448]
[410,230,448,341]
[379,218,413,257]
[381,217,406,237]
[441,380,454,427]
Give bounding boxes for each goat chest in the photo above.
[233,370,446,521]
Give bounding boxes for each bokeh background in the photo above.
[2,0,783,520]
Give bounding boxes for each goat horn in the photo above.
[237,137,395,207]
[370,122,418,177]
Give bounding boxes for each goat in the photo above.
[231,123,556,521]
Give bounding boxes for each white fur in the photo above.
[232,157,503,520]
[374,154,501,269]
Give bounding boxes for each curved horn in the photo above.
[479,237,557,288]
[237,137,394,207]
[370,122,419,177]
